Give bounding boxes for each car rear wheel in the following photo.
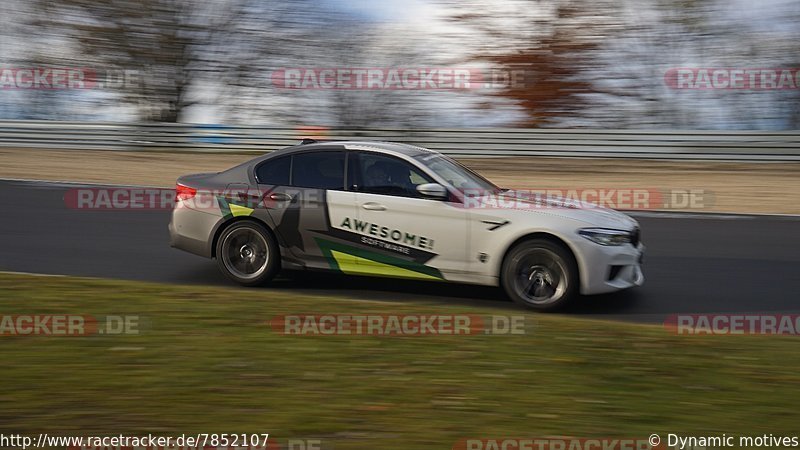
[501,238,578,311]
[216,221,279,286]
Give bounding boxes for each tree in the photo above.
[442,0,622,127]
[36,0,257,122]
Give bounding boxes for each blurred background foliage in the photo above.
[0,0,798,128]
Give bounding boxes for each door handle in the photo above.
[268,193,293,202]
[361,202,386,211]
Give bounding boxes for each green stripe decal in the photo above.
[229,203,254,217]
[315,238,443,281]
[216,196,253,218]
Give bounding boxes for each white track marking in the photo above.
[0,271,66,277]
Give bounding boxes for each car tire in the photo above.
[501,238,578,311]
[215,220,280,286]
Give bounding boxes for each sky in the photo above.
[2,0,799,128]
[323,0,441,22]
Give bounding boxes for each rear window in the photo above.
[291,151,345,190]
[256,156,290,185]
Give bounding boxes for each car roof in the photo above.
[267,140,437,159]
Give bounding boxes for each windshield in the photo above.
[413,153,501,194]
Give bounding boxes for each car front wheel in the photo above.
[501,238,578,311]
[216,221,279,286]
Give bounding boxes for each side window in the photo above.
[291,151,345,190]
[256,155,290,185]
[357,153,433,198]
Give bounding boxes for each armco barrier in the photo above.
[1,120,798,161]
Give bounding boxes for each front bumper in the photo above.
[576,239,645,295]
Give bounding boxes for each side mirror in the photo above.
[416,183,448,200]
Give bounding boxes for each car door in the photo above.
[255,148,357,269]
[337,151,470,281]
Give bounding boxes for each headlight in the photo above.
[578,228,632,246]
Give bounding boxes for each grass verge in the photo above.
[0,273,798,449]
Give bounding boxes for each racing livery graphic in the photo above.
[169,140,644,310]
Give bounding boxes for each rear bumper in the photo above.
[168,204,220,258]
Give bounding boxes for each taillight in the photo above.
[176,183,197,201]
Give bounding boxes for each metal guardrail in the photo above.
[1,120,799,161]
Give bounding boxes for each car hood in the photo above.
[470,190,639,230]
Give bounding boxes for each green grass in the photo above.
[0,273,798,449]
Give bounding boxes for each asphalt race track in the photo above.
[1,179,799,323]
